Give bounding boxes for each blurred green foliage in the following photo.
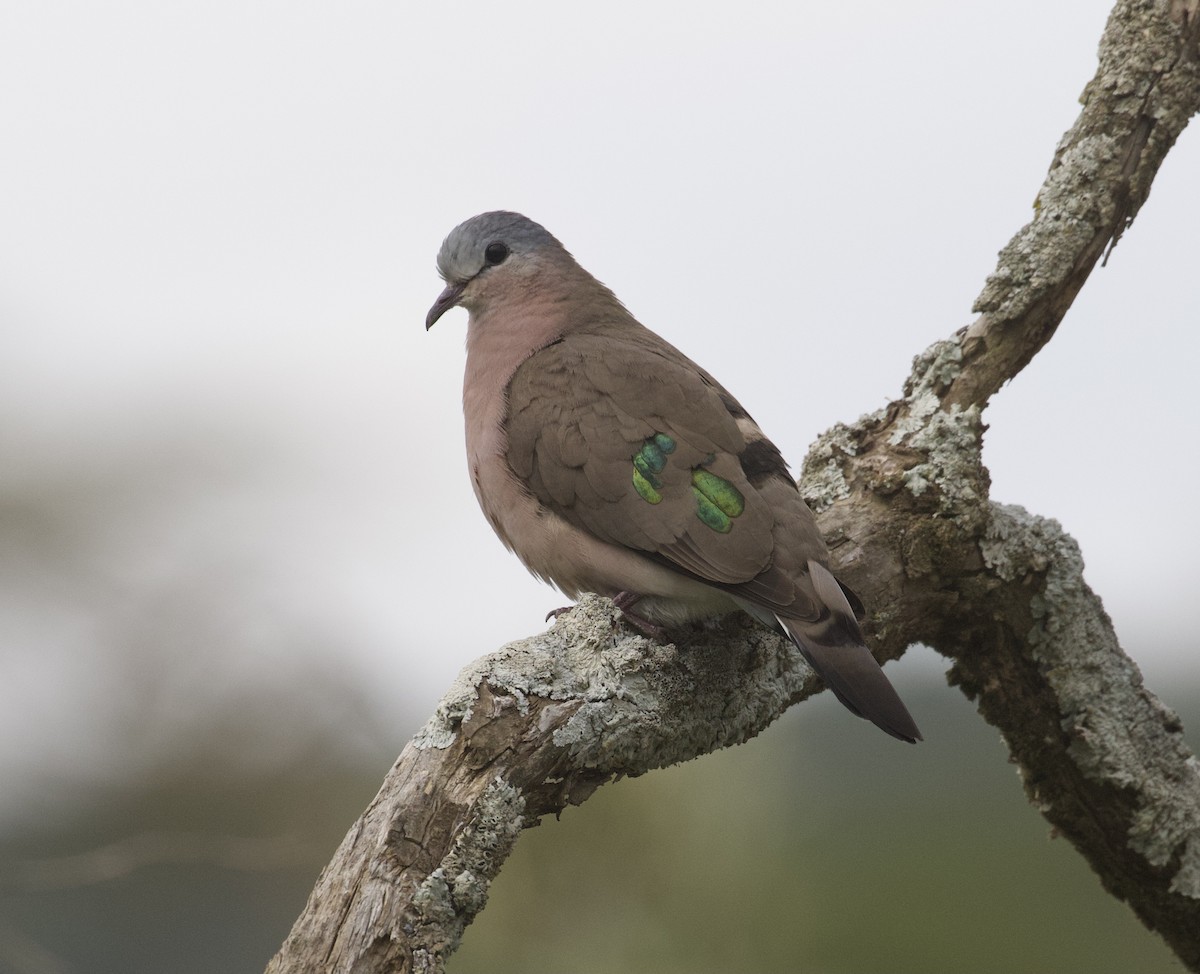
[1,663,1190,974]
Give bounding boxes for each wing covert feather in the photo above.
[506,331,788,588]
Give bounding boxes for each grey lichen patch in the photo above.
[412,653,514,750]
[800,457,851,515]
[901,466,933,497]
[813,419,863,460]
[411,777,527,950]
[533,608,806,772]
[800,421,863,513]
[888,389,939,447]
[898,403,986,520]
[1167,794,1200,899]
[1098,0,1200,116]
[983,503,1200,897]
[413,597,646,750]
[442,776,525,894]
[889,337,981,510]
[973,132,1117,321]
[902,337,964,402]
[411,870,455,926]
[547,598,675,705]
[980,503,1059,582]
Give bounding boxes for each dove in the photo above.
[426,211,920,743]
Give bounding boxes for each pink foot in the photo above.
[612,591,668,640]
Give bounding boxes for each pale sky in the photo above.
[1,0,1196,819]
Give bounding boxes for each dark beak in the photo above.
[426,282,466,330]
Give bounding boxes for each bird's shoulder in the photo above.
[507,324,744,437]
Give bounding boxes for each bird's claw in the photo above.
[611,591,668,640]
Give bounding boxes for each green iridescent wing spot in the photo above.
[692,488,732,532]
[633,468,663,504]
[629,433,745,531]
[631,433,678,504]
[691,469,744,518]
[690,469,744,533]
[633,450,664,486]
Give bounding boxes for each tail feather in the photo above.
[784,626,922,743]
[782,561,922,744]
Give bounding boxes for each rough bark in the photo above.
[267,2,1200,971]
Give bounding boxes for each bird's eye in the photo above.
[484,242,510,266]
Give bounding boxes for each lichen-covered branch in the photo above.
[958,506,1200,952]
[267,2,1200,971]
[950,0,1200,409]
[267,600,822,973]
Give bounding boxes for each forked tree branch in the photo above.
[267,2,1200,970]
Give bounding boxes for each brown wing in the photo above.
[505,328,826,620]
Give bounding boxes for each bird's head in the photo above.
[425,211,567,330]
